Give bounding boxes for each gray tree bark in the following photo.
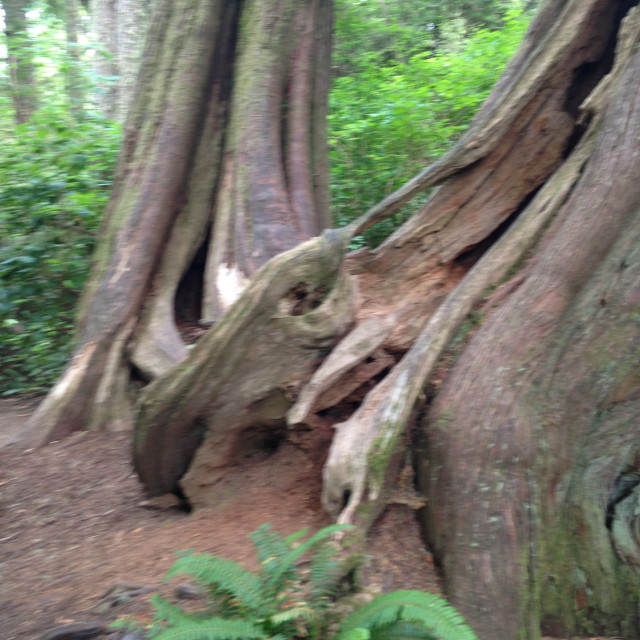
[64,0,85,117]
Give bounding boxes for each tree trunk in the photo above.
[90,0,148,122]
[25,0,334,443]
[3,0,37,123]
[25,0,640,638]
[419,5,640,637]
[90,0,117,119]
[64,0,84,117]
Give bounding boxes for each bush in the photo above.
[0,108,120,395]
[329,9,531,246]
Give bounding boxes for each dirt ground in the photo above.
[0,397,623,640]
[0,397,440,639]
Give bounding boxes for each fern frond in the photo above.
[151,594,203,626]
[268,604,316,626]
[307,539,342,609]
[282,528,311,546]
[165,554,267,617]
[264,524,353,593]
[251,524,302,587]
[335,591,480,640]
[337,629,371,640]
[371,620,439,639]
[152,617,265,640]
[251,524,298,568]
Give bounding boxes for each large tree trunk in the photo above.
[25,0,640,637]
[419,6,640,637]
[2,0,37,123]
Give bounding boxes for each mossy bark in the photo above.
[64,0,84,118]
[24,0,335,452]
[90,0,150,122]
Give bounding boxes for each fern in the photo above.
[269,604,316,626]
[307,538,343,610]
[152,617,265,639]
[152,526,480,640]
[334,590,480,640]
[262,523,351,596]
[165,554,268,618]
[153,524,353,640]
[151,594,204,627]
[338,630,371,640]
[372,621,439,639]
[251,524,303,573]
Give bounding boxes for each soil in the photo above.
[0,397,439,639]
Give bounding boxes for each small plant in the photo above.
[145,523,479,640]
[148,523,352,639]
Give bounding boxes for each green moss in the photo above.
[251,388,289,420]
[367,421,403,496]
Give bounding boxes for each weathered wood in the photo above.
[134,230,356,498]
[202,0,331,321]
[322,0,622,529]
[288,311,401,425]
[24,0,234,443]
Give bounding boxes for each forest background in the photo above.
[0,0,533,398]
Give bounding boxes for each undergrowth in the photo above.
[0,108,120,395]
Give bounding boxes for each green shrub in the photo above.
[148,523,351,639]
[329,8,531,246]
[0,108,120,395]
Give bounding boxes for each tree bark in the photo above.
[201,0,332,321]
[90,0,117,119]
[2,0,37,123]
[25,0,640,637]
[90,0,148,122]
[25,0,334,442]
[64,0,84,117]
[419,3,640,638]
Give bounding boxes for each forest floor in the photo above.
[0,397,438,639]
[0,397,619,640]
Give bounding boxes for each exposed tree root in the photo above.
[134,229,356,498]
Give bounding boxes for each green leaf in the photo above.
[336,591,480,640]
[165,554,268,617]
[152,617,265,640]
[263,524,353,593]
